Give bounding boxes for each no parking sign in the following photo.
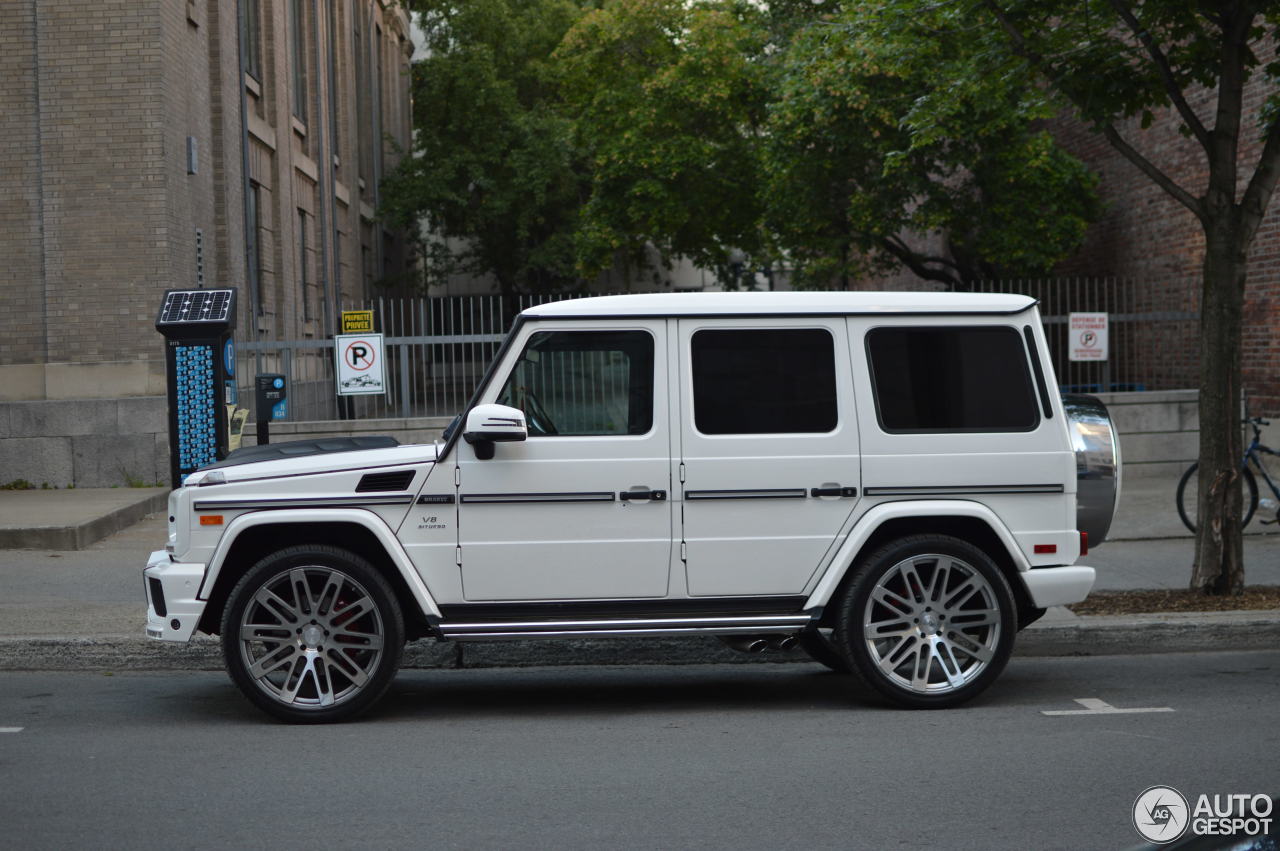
[335,333,386,396]
[1069,313,1109,361]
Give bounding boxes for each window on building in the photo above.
[243,0,262,81]
[298,209,311,321]
[691,328,838,435]
[248,182,263,316]
[334,231,343,295]
[497,331,655,436]
[374,24,384,162]
[355,21,370,183]
[290,0,308,124]
[866,326,1040,433]
[328,0,341,159]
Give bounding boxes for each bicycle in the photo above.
[1175,416,1280,532]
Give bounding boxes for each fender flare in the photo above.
[804,499,1031,610]
[196,508,442,618]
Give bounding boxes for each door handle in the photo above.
[810,486,858,498]
[620,489,666,501]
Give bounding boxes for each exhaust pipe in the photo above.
[767,635,798,651]
[720,635,769,654]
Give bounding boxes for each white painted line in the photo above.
[1042,698,1174,716]
[0,727,24,733]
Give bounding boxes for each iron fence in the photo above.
[235,279,1201,423]
[971,277,1200,394]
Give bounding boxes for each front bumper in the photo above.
[143,549,208,642]
[1020,565,1096,608]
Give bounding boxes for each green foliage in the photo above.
[1,479,36,491]
[380,0,591,294]
[556,0,770,280]
[385,0,1102,291]
[763,0,1099,288]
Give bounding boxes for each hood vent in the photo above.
[356,470,416,493]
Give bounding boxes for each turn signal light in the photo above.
[199,515,224,526]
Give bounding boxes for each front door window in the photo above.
[496,330,655,436]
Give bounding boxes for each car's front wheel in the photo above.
[834,534,1016,709]
[220,545,404,723]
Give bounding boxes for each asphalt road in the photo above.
[1,651,1276,850]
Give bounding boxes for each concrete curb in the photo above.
[2,610,1277,672]
[1014,609,1280,656]
[0,490,168,550]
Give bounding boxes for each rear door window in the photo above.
[691,328,838,434]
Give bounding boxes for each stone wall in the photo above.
[0,398,169,489]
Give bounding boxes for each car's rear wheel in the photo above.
[834,534,1016,709]
[220,545,404,723]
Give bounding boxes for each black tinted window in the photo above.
[498,330,654,436]
[692,328,838,434]
[867,326,1039,432]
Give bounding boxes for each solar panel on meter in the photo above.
[157,289,235,327]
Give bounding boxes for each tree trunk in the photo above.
[1190,219,1247,594]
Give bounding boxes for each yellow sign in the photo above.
[341,310,374,333]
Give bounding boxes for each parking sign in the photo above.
[1069,313,1108,361]
[335,333,386,396]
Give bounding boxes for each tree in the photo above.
[766,2,1100,290]
[379,0,590,296]
[555,0,770,282]
[960,0,1280,593]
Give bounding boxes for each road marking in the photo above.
[0,727,24,733]
[1042,698,1174,716]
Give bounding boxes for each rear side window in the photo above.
[691,328,838,434]
[866,326,1039,433]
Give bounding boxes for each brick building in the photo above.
[0,0,413,404]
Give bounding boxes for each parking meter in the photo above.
[255,373,287,445]
[155,288,238,488]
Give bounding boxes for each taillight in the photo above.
[1079,530,1089,556]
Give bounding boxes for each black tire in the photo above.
[220,545,404,723]
[833,534,1016,709]
[1175,462,1258,533]
[797,629,851,673]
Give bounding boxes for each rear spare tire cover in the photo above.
[1061,394,1121,546]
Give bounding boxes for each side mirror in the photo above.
[463,404,528,459]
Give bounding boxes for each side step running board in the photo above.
[436,613,814,641]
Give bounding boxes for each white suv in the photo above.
[145,292,1119,722]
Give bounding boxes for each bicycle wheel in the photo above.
[1175,462,1258,532]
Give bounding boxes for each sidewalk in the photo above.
[0,475,1276,671]
[0,487,167,550]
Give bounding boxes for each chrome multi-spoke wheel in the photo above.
[836,535,1016,709]
[221,546,404,723]
[862,554,999,693]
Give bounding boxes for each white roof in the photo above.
[522,291,1036,318]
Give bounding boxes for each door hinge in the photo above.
[680,541,687,562]
[678,462,686,483]
[455,546,462,566]
[454,466,461,487]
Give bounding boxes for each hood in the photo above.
[184,437,438,485]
